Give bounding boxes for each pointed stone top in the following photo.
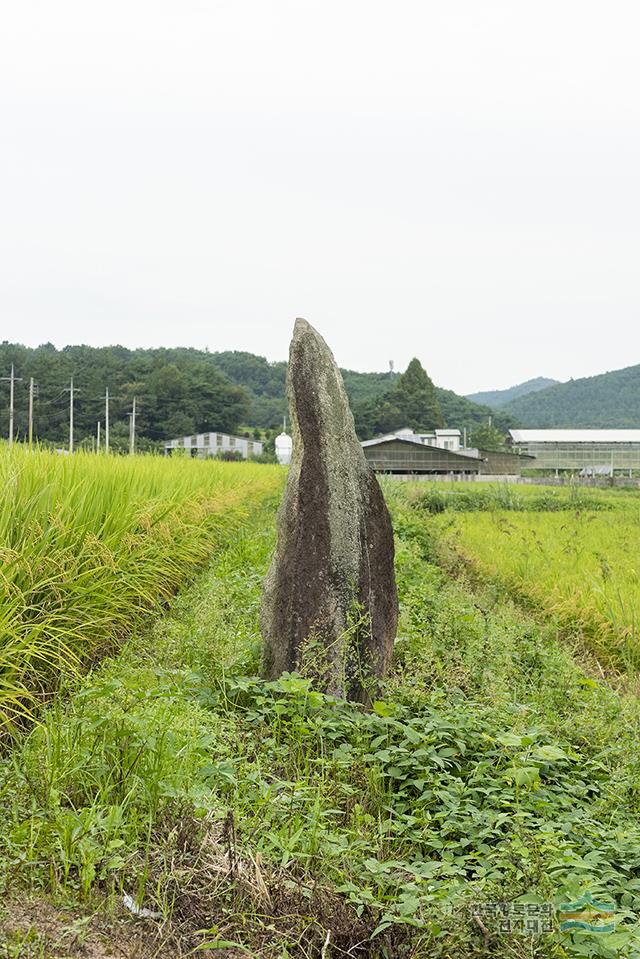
[287,315,357,454]
[294,316,317,337]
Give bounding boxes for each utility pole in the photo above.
[105,387,110,455]
[97,420,101,452]
[28,377,34,448]
[64,378,77,453]
[10,366,16,445]
[69,378,74,453]
[129,396,136,455]
[0,365,22,445]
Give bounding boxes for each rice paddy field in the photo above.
[2,463,640,958]
[415,481,640,670]
[0,446,282,729]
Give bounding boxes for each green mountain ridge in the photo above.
[502,363,640,427]
[211,350,514,436]
[466,376,559,408]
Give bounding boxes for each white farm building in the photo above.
[164,431,263,459]
[394,428,462,451]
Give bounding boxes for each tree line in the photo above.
[0,343,249,451]
[0,342,512,449]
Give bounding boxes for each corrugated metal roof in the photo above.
[362,429,462,445]
[361,436,482,463]
[510,429,640,443]
[361,434,426,448]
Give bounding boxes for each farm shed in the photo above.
[474,447,536,475]
[164,432,263,459]
[361,435,481,475]
[509,429,640,474]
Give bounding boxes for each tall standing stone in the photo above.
[261,318,398,703]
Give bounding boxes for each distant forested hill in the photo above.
[0,342,512,447]
[466,377,559,408]
[502,364,640,427]
[211,351,513,435]
[209,351,287,429]
[209,352,395,428]
[434,387,513,435]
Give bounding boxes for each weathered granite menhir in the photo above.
[261,318,398,703]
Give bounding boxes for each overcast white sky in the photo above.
[1,1,639,394]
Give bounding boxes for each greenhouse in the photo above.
[509,429,640,474]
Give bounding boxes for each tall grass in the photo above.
[0,446,282,728]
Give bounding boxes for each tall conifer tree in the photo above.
[391,358,444,431]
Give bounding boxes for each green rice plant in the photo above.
[430,502,640,669]
[0,445,282,729]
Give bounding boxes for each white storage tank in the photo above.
[275,431,293,465]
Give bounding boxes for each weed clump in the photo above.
[410,485,612,514]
